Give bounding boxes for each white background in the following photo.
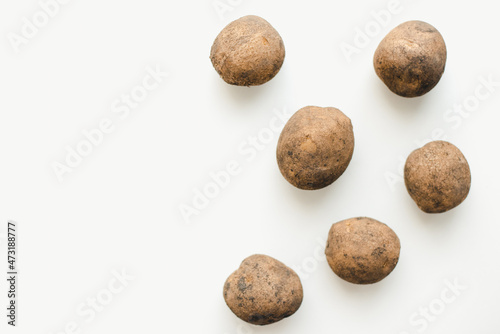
[1,0,499,333]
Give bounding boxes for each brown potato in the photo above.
[276,106,354,190]
[325,217,401,284]
[210,15,285,86]
[374,20,447,97]
[223,254,303,325]
[404,140,471,213]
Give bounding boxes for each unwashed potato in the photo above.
[404,140,471,213]
[325,217,401,284]
[210,15,285,86]
[374,20,447,97]
[276,106,354,190]
[223,254,303,325]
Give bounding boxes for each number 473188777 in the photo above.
[7,221,16,271]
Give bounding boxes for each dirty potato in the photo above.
[210,15,285,86]
[374,20,447,97]
[404,140,471,213]
[223,254,303,325]
[325,217,401,284]
[276,106,355,190]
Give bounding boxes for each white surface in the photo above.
[1,0,499,333]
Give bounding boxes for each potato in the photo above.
[223,254,303,325]
[373,20,447,97]
[210,15,285,86]
[325,217,401,284]
[276,106,355,190]
[404,140,471,213]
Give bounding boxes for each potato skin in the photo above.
[210,15,285,86]
[223,254,303,326]
[374,20,447,97]
[276,106,354,190]
[325,217,401,285]
[404,141,471,213]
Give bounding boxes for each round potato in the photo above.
[223,254,303,325]
[325,217,401,284]
[374,20,447,97]
[404,140,471,213]
[210,15,285,86]
[276,106,354,190]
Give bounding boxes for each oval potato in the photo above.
[374,20,447,97]
[276,106,354,190]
